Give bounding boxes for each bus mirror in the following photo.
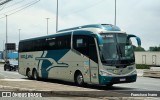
[135,36,141,47]
[127,34,141,47]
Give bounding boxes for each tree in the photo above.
[149,46,160,51]
[133,45,145,51]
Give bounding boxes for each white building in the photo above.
[135,52,160,66]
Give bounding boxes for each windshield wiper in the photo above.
[109,46,119,66]
[117,45,122,58]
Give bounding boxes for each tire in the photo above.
[4,65,6,71]
[106,83,113,87]
[14,68,16,71]
[9,66,12,71]
[26,69,32,79]
[75,72,84,86]
[33,69,39,80]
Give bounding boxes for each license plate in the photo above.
[120,78,126,81]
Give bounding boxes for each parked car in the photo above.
[4,60,18,71]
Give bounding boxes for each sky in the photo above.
[0,0,160,51]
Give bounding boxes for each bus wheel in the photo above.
[75,72,84,86]
[26,69,32,79]
[106,83,113,87]
[33,69,39,80]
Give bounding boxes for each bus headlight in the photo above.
[100,70,112,76]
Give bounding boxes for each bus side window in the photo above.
[47,38,57,50]
[56,35,71,49]
[25,41,33,52]
[76,39,86,48]
[73,35,89,57]
[73,35,98,63]
[89,37,98,63]
[32,39,46,51]
[47,34,71,50]
[19,42,23,52]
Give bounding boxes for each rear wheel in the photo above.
[75,72,84,86]
[33,69,39,80]
[26,69,32,79]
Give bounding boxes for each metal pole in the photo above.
[46,18,49,35]
[3,40,4,51]
[114,0,116,26]
[56,0,58,32]
[5,15,8,60]
[19,29,21,41]
[6,15,8,44]
[3,40,5,59]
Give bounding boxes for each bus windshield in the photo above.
[100,33,135,66]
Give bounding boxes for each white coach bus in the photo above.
[18,24,141,86]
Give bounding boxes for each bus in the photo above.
[18,24,141,86]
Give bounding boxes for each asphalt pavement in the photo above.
[0,64,160,91]
[0,64,160,99]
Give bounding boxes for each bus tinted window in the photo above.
[73,35,98,63]
[76,39,87,48]
[19,34,71,52]
[73,35,89,57]
[56,35,71,49]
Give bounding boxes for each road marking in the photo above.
[0,72,20,79]
[0,70,19,75]
[0,69,25,79]
[0,79,32,81]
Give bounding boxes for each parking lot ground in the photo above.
[0,64,160,99]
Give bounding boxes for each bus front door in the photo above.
[89,43,99,84]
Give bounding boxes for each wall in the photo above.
[135,52,160,66]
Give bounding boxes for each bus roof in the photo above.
[20,32,72,42]
[20,24,122,42]
[58,24,121,32]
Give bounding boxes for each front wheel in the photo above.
[106,83,113,87]
[75,72,84,86]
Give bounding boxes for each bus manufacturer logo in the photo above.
[21,54,33,59]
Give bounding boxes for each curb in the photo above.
[137,69,144,77]
[143,71,160,78]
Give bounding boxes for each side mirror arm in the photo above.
[127,34,141,47]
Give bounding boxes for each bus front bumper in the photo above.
[99,74,137,85]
